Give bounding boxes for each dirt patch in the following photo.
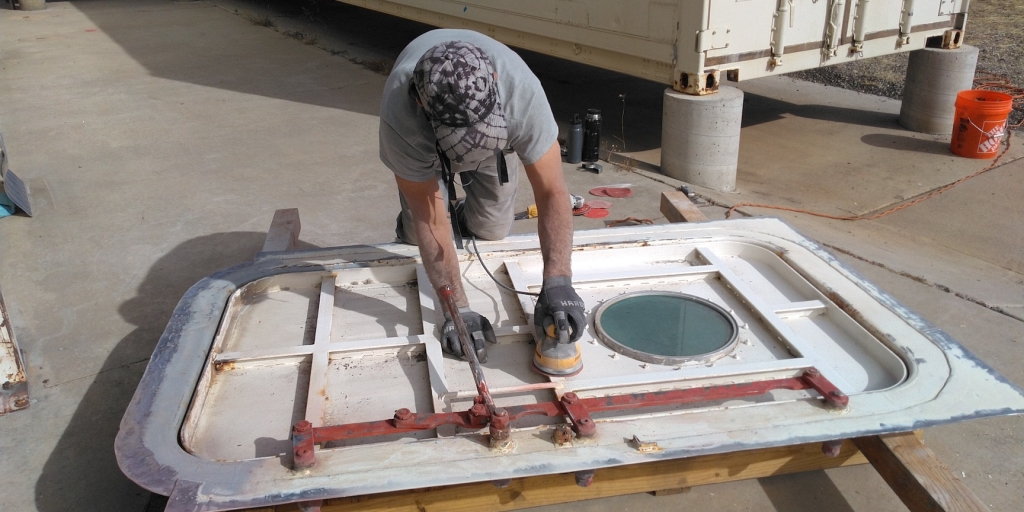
[792,0,1024,127]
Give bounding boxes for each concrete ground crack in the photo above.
[42,357,151,389]
[857,153,1024,219]
[821,243,1024,323]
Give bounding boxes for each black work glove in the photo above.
[442,307,498,363]
[534,276,586,344]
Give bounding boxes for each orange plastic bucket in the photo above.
[950,89,1013,159]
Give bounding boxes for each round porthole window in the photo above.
[594,292,738,365]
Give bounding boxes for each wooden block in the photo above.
[256,439,868,511]
[660,190,707,223]
[854,433,989,512]
[262,208,301,252]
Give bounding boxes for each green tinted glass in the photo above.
[598,294,735,359]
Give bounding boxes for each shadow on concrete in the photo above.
[70,0,393,117]
[741,92,901,130]
[523,48,668,153]
[860,133,952,155]
[69,0,908,159]
[33,231,294,511]
[68,0,671,152]
[758,470,857,512]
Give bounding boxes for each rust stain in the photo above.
[213,361,236,373]
[823,288,861,321]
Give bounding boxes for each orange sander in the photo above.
[533,310,584,377]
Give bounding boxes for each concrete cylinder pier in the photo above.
[661,86,743,192]
[900,45,979,134]
[18,0,47,10]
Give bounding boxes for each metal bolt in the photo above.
[804,368,820,378]
[553,424,575,445]
[293,420,312,433]
[563,392,579,405]
[574,470,595,487]
[821,440,844,458]
[470,404,488,417]
[394,408,413,421]
[14,397,29,408]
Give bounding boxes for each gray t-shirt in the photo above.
[379,30,558,182]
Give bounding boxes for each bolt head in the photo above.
[293,420,312,433]
[563,392,579,404]
[394,408,412,421]
[804,368,820,377]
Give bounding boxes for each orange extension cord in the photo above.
[725,72,1022,221]
[974,71,1024,129]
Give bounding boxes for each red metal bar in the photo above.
[560,392,597,437]
[802,368,849,409]
[292,367,848,469]
[578,377,810,413]
[437,285,512,444]
[438,286,497,414]
[292,420,316,470]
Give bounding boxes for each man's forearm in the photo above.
[413,218,469,307]
[535,187,574,280]
[526,142,574,280]
[395,175,469,308]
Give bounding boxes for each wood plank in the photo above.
[660,190,707,223]
[262,440,869,511]
[262,208,302,252]
[854,433,989,512]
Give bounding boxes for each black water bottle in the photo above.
[583,108,601,162]
[567,114,583,164]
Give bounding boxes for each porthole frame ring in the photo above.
[593,291,740,366]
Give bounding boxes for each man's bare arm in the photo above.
[524,141,574,279]
[394,176,469,307]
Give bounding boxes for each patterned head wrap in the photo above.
[413,41,508,163]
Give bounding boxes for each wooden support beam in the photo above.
[649,486,691,496]
[262,440,868,511]
[854,432,989,512]
[262,208,301,252]
[660,190,707,223]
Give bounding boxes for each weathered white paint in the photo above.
[116,220,1024,512]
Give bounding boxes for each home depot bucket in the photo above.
[950,90,1013,159]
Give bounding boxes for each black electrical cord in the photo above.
[468,235,540,297]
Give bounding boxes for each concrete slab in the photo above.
[0,1,1020,511]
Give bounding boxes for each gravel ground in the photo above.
[793,0,1024,127]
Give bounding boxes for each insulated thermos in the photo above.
[567,114,583,164]
[583,108,601,162]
